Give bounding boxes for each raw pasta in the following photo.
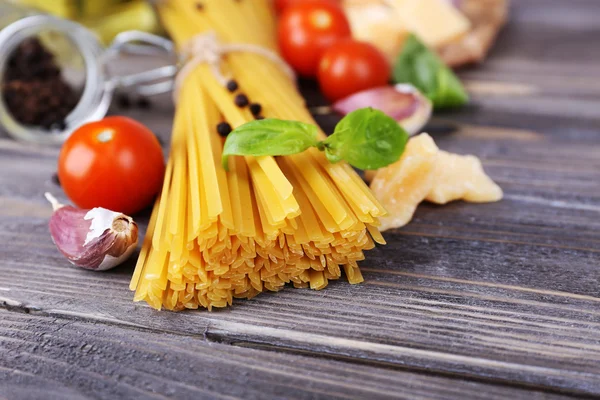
[130,0,386,310]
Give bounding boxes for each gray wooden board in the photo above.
[1,310,573,400]
[1,0,599,398]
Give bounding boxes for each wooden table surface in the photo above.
[1,1,599,399]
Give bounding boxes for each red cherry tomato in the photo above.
[274,0,339,14]
[58,116,165,215]
[318,39,391,102]
[277,1,351,77]
[274,0,299,14]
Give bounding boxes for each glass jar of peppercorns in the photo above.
[0,5,176,144]
[0,13,109,144]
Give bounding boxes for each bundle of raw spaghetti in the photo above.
[130,0,387,310]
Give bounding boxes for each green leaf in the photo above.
[393,34,468,109]
[323,108,408,170]
[221,119,319,170]
[220,109,409,171]
[430,66,469,109]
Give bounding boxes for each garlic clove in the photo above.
[45,193,138,271]
[393,84,434,136]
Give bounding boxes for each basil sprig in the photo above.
[222,108,408,171]
[393,34,469,109]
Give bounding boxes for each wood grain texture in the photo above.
[2,310,572,400]
[1,0,599,398]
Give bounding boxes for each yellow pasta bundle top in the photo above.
[130,0,387,311]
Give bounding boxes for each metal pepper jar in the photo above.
[0,10,176,145]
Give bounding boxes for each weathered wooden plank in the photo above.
[1,0,599,398]
[1,217,599,396]
[1,85,599,396]
[2,310,571,400]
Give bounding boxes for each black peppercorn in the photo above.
[234,93,249,107]
[217,122,232,137]
[249,103,262,116]
[137,97,151,109]
[51,173,61,187]
[116,93,131,109]
[226,79,239,92]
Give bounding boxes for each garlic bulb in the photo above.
[45,193,138,271]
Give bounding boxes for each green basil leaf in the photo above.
[323,108,408,170]
[430,66,469,109]
[221,119,319,170]
[393,34,468,109]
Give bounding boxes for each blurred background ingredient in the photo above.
[2,37,78,130]
[342,0,508,67]
[275,0,508,110]
[4,0,161,44]
[277,1,352,77]
[0,0,508,144]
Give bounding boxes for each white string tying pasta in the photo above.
[174,31,295,102]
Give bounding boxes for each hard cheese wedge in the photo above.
[427,150,503,204]
[370,133,439,232]
[370,133,503,232]
[390,0,471,48]
[344,2,409,64]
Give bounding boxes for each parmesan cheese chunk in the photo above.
[391,0,471,48]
